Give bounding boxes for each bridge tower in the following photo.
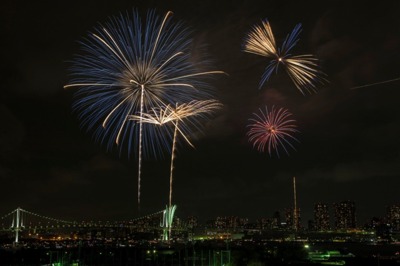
[11,207,24,244]
[161,205,176,241]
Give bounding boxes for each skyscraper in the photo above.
[314,202,330,231]
[334,200,356,230]
[386,204,400,231]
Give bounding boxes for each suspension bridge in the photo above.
[0,206,178,244]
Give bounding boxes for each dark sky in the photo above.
[1,0,399,226]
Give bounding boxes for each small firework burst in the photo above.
[247,106,299,157]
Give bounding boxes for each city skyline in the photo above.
[2,201,400,232]
[1,0,399,225]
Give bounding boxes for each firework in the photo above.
[128,99,222,207]
[129,99,222,239]
[243,19,326,94]
[64,10,224,210]
[349,77,400,90]
[247,106,299,157]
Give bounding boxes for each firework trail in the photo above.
[129,99,222,239]
[349,77,400,90]
[129,99,222,208]
[247,106,299,157]
[243,19,326,94]
[64,10,223,211]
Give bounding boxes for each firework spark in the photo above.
[243,19,326,94]
[247,106,299,157]
[64,10,224,210]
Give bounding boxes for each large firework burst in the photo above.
[243,19,326,94]
[64,10,224,209]
[247,106,299,157]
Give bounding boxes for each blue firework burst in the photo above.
[65,10,222,157]
[64,9,224,208]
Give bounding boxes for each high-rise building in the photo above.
[314,202,330,231]
[386,204,400,231]
[334,200,356,230]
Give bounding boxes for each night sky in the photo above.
[1,0,399,226]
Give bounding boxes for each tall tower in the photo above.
[293,176,300,231]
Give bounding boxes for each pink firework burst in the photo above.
[247,106,299,157]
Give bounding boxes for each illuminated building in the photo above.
[386,204,400,231]
[334,201,356,230]
[314,202,330,231]
[256,218,273,230]
[213,216,248,231]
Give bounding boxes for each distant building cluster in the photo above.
[308,200,358,231]
[185,201,400,235]
[309,202,400,233]
[206,216,249,231]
